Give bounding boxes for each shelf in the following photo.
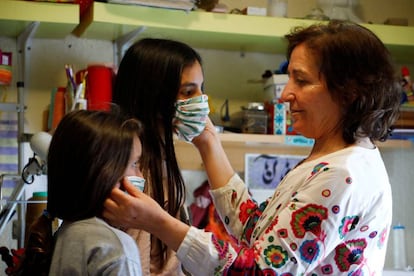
[174,133,412,171]
[74,2,414,63]
[0,0,79,39]
[394,106,414,128]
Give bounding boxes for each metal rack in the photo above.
[0,22,38,248]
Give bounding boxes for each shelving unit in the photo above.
[69,1,414,171]
[175,133,412,171]
[395,106,414,128]
[73,1,414,63]
[0,0,79,164]
[0,1,412,170]
[0,0,79,38]
[0,0,79,246]
[0,1,413,164]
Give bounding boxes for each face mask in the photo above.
[174,94,210,142]
[127,176,145,192]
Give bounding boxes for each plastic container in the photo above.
[86,64,113,111]
[263,74,288,102]
[242,104,268,134]
[267,0,287,17]
[393,224,407,269]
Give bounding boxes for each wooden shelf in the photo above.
[1,1,413,60]
[395,106,414,129]
[0,0,79,38]
[174,133,412,171]
[72,2,414,63]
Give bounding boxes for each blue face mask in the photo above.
[173,95,210,142]
[127,176,145,192]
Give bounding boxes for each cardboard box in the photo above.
[263,74,288,102]
[384,18,408,26]
[242,6,267,16]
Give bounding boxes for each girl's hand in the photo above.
[192,117,220,149]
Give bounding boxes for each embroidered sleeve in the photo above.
[189,162,390,274]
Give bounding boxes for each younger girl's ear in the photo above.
[116,179,125,191]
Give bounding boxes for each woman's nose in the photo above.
[136,168,144,178]
[280,85,293,102]
[195,88,203,97]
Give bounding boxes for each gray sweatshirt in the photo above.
[49,217,142,276]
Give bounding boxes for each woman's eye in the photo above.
[131,160,139,168]
[180,90,192,97]
[179,88,195,97]
[295,78,308,86]
[179,83,200,98]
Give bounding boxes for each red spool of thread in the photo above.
[86,65,113,111]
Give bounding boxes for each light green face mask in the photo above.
[127,176,145,192]
[173,94,210,142]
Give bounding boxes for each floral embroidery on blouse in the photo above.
[339,216,360,239]
[203,149,391,275]
[307,162,329,180]
[334,239,367,271]
[290,204,328,239]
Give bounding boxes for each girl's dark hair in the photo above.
[21,109,142,275]
[113,38,201,267]
[285,20,401,143]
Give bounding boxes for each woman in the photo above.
[22,110,143,275]
[104,20,400,274]
[112,38,209,275]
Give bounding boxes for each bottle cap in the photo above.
[33,191,48,198]
[393,224,405,230]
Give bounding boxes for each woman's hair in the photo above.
[113,38,202,266]
[22,109,142,275]
[285,20,401,143]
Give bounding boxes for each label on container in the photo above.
[285,135,314,146]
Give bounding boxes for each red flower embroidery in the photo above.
[239,199,257,224]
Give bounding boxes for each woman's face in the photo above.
[280,44,342,140]
[176,61,204,100]
[123,136,143,178]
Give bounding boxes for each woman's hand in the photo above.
[103,178,163,232]
[103,177,190,251]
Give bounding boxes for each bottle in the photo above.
[267,0,287,17]
[392,224,407,270]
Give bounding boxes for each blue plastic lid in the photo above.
[393,224,405,230]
